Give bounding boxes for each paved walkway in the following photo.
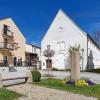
[40,71,100,84]
[7,84,97,100]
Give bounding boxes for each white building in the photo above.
[25,43,41,69]
[41,9,100,70]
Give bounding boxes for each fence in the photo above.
[0,60,41,69]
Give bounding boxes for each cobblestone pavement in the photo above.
[7,84,97,100]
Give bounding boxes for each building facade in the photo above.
[25,43,41,69]
[0,18,26,67]
[0,18,41,68]
[41,10,100,70]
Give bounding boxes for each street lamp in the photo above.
[81,48,84,72]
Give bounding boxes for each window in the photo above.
[57,43,60,51]
[4,24,10,30]
[61,42,65,51]
[58,27,63,32]
[47,45,50,50]
[34,48,36,53]
[57,42,65,51]
[37,57,39,61]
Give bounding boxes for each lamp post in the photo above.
[81,48,84,72]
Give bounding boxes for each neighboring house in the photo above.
[25,43,41,69]
[0,17,41,86]
[0,17,41,68]
[41,9,100,70]
[0,18,26,67]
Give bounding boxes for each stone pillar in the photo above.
[27,70,32,83]
[0,73,3,88]
[71,51,80,81]
[8,56,13,66]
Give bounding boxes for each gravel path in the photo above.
[7,84,97,100]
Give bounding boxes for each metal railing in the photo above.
[3,29,14,38]
[0,60,41,68]
[0,42,14,50]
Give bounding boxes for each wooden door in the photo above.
[46,59,52,69]
[3,56,8,66]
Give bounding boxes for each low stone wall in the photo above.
[0,73,3,88]
[0,67,28,86]
[3,78,26,86]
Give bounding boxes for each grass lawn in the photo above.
[0,88,22,100]
[33,78,100,99]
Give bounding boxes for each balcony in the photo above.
[3,30,14,38]
[0,42,14,50]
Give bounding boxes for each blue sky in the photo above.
[0,0,100,46]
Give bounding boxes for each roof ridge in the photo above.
[0,17,11,21]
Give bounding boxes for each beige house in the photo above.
[0,17,26,67]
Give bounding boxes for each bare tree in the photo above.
[43,45,55,76]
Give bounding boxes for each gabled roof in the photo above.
[0,17,26,41]
[42,9,100,49]
[0,17,11,21]
[26,43,41,49]
[60,9,100,49]
[59,9,87,36]
[42,9,87,43]
[87,34,100,50]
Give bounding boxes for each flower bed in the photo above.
[62,78,95,87]
[75,80,89,87]
[33,78,100,99]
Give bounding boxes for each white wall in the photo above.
[26,44,33,53]
[88,39,100,68]
[41,10,87,70]
[25,43,41,61]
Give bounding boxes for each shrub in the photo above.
[68,44,80,58]
[52,67,65,71]
[31,70,41,82]
[65,69,71,71]
[52,67,70,71]
[87,69,100,74]
[75,80,89,87]
[52,67,60,71]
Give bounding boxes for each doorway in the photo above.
[3,56,8,66]
[55,53,65,69]
[4,25,8,35]
[4,39,7,48]
[14,57,17,66]
[46,59,52,69]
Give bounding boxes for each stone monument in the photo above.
[71,51,80,81]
